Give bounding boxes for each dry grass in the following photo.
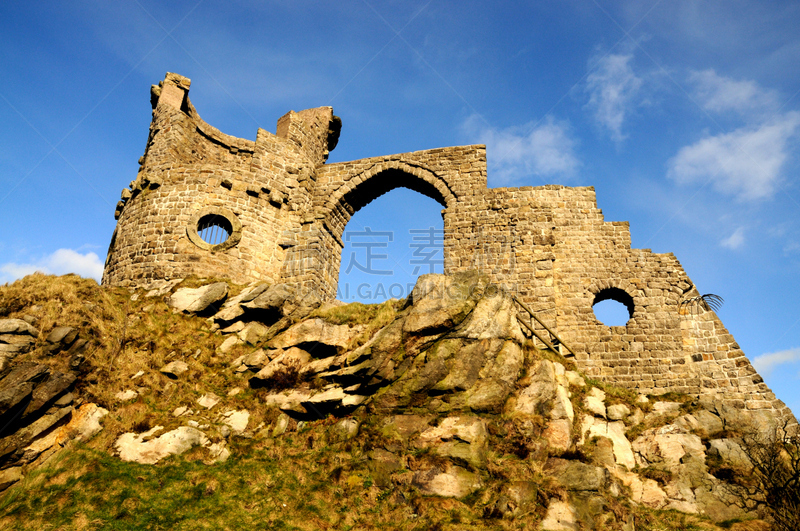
[0,275,754,531]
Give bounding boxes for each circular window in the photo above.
[187,207,242,252]
[592,287,634,327]
[198,214,232,245]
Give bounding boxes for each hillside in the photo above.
[0,272,789,530]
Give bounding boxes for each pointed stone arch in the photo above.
[281,162,457,299]
[321,162,455,236]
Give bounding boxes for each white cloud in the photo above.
[585,53,643,142]
[752,347,800,377]
[463,115,580,184]
[689,69,779,116]
[783,241,800,254]
[720,227,745,249]
[667,111,800,201]
[0,249,104,284]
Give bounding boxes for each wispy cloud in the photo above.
[0,249,104,284]
[585,53,643,143]
[667,112,800,201]
[462,115,580,184]
[752,347,800,377]
[689,69,779,117]
[669,71,799,202]
[720,227,745,249]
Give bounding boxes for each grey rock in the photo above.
[545,458,609,492]
[0,334,36,346]
[243,283,296,314]
[412,458,482,498]
[402,273,483,335]
[169,282,228,314]
[210,282,271,324]
[607,403,630,420]
[160,360,189,379]
[115,426,210,465]
[368,448,401,488]
[238,322,270,345]
[24,372,76,417]
[0,363,48,416]
[0,319,39,336]
[708,438,751,470]
[242,349,269,368]
[269,318,365,355]
[44,326,78,354]
[0,467,23,491]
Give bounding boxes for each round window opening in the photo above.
[186,207,242,252]
[592,287,634,327]
[198,214,232,245]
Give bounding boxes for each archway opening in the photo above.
[337,188,444,303]
[592,287,634,327]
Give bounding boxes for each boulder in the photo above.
[644,401,682,423]
[253,347,310,381]
[211,282,270,324]
[44,326,77,355]
[0,319,39,336]
[242,349,269,369]
[0,362,47,415]
[543,418,572,451]
[488,480,539,518]
[607,404,630,421]
[221,410,250,434]
[565,370,585,387]
[402,273,484,335]
[452,287,525,342]
[381,414,434,448]
[0,467,23,491]
[217,336,242,354]
[546,458,609,491]
[539,500,578,531]
[34,370,74,405]
[632,425,705,469]
[21,403,108,463]
[416,416,488,468]
[514,360,559,416]
[206,442,230,463]
[707,439,751,471]
[269,318,365,355]
[412,460,482,498]
[197,393,220,410]
[160,360,189,379]
[242,283,299,318]
[115,426,210,465]
[169,282,228,314]
[584,387,606,418]
[115,389,138,401]
[582,415,635,469]
[238,322,269,345]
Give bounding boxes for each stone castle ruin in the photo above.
[102,72,791,419]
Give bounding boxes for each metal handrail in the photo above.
[512,295,576,357]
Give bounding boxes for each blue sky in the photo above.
[1,1,799,413]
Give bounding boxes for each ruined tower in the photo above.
[102,73,791,419]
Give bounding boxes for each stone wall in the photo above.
[102,73,792,420]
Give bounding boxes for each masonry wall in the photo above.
[102,73,793,421]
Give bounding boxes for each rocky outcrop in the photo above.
[0,273,791,530]
[0,319,39,368]
[0,355,108,491]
